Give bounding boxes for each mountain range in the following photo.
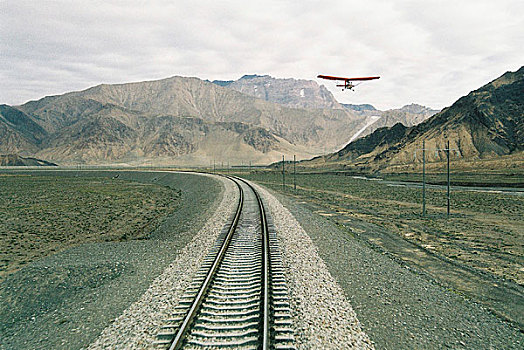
[304,66,523,172]
[214,74,438,131]
[0,75,437,166]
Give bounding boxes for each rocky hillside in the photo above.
[66,77,367,149]
[213,75,437,141]
[213,74,342,109]
[313,66,524,171]
[214,76,437,129]
[338,103,438,143]
[0,154,57,166]
[344,103,438,125]
[2,76,373,165]
[377,104,439,128]
[1,73,443,166]
[0,105,47,154]
[331,123,410,162]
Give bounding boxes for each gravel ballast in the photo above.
[87,177,373,349]
[253,182,374,349]
[267,186,524,349]
[87,174,238,349]
[85,179,373,350]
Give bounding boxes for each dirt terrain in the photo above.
[1,169,522,349]
[0,174,179,281]
[269,189,523,349]
[240,171,524,329]
[0,170,222,350]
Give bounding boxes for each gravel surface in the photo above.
[253,182,374,349]
[86,174,238,349]
[0,171,224,350]
[5,170,519,349]
[267,187,524,349]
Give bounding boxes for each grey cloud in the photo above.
[1,0,522,110]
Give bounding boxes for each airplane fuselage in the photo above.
[336,81,355,90]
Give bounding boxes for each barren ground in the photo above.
[0,171,222,350]
[0,174,179,281]
[239,171,524,329]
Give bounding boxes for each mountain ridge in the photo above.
[213,74,342,109]
[0,154,57,166]
[1,74,441,165]
[306,67,523,172]
[2,76,367,164]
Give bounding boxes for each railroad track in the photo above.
[155,176,294,349]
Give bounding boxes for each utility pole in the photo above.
[293,154,296,191]
[213,159,216,174]
[422,139,426,217]
[447,140,451,218]
[282,155,285,191]
[416,140,456,218]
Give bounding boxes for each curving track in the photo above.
[155,176,294,349]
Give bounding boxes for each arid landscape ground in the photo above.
[1,169,522,349]
[0,173,179,281]
[0,171,223,349]
[239,168,524,328]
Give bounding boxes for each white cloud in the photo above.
[1,0,522,109]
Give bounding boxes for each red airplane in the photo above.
[317,74,380,91]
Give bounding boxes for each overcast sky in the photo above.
[1,0,523,110]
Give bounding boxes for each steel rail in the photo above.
[234,176,271,350]
[168,177,244,350]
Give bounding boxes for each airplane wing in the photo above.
[317,75,380,81]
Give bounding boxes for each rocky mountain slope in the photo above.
[311,66,523,171]
[341,103,439,140]
[0,154,57,166]
[375,104,440,129]
[0,105,47,154]
[213,74,437,140]
[213,74,342,109]
[214,75,438,129]
[2,76,372,165]
[1,73,442,166]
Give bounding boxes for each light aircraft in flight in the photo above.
[317,74,380,91]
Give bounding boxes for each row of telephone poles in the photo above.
[417,140,457,218]
[210,156,298,193]
[280,140,455,218]
[211,139,455,218]
[211,160,257,173]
